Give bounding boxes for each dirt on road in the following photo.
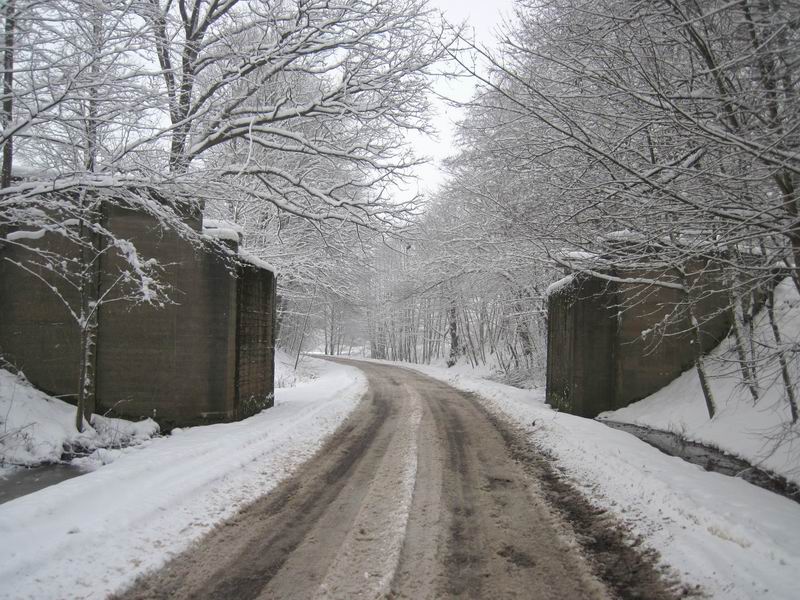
[117,359,681,600]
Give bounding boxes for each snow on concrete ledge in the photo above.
[201,218,276,274]
[239,250,276,274]
[202,218,243,244]
[545,274,575,297]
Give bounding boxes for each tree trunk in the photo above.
[75,195,102,431]
[691,313,716,420]
[2,0,15,188]
[681,269,716,419]
[446,299,459,367]
[726,265,760,403]
[294,286,315,371]
[85,10,101,171]
[766,288,799,423]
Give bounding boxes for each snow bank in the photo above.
[274,349,323,389]
[380,360,800,600]
[0,357,365,599]
[201,218,242,243]
[238,250,276,274]
[0,370,158,469]
[602,277,800,485]
[545,274,575,297]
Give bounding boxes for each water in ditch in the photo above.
[601,420,800,504]
[0,464,88,505]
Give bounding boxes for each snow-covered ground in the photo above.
[379,359,800,600]
[0,354,365,600]
[602,277,800,486]
[3,340,799,600]
[0,369,159,470]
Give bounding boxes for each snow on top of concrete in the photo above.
[203,218,243,233]
[552,249,599,262]
[202,218,243,243]
[601,277,800,485]
[0,358,365,599]
[545,274,575,297]
[563,250,597,260]
[4,229,46,242]
[239,250,276,274]
[200,219,276,273]
[3,218,81,244]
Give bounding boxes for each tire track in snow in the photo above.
[315,385,422,599]
[119,359,678,600]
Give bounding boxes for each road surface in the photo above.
[118,359,677,600]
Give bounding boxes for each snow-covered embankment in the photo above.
[0,356,365,600]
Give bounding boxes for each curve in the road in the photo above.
[117,359,679,600]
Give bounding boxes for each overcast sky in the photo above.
[404,0,515,199]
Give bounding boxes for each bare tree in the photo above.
[429,0,800,418]
[2,0,447,427]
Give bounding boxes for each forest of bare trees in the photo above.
[0,0,448,426]
[2,0,799,428]
[278,0,800,427]
[3,4,799,596]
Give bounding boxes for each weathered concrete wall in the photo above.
[0,231,82,400]
[613,261,729,410]
[546,275,616,417]
[95,204,239,427]
[235,266,276,419]
[0,199,275,428]
[547,260,731,417]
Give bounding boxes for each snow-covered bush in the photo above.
[0,369,158,469]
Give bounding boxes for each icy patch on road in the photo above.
[0,358,366,600]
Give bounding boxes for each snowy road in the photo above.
[118,359,676,600]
